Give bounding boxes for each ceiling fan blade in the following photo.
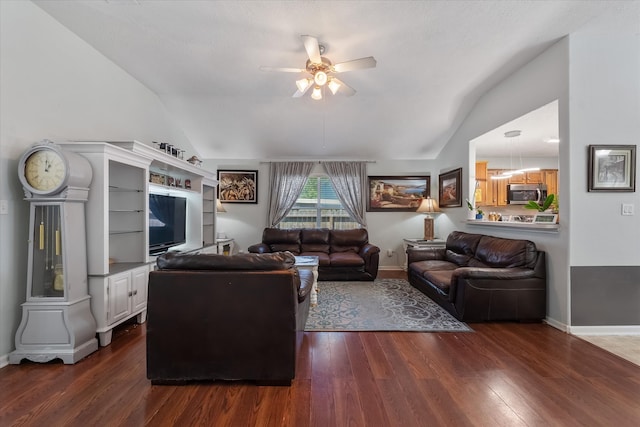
[331,78,356,96]
[333,56,377,73]
[259,66,305,73]
[301,35,322,64]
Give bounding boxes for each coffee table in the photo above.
[294,256,319,306]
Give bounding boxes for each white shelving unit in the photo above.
[59,141,217,346]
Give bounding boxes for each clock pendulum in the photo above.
[9,140,99,364]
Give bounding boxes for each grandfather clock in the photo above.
[9,140,98,364]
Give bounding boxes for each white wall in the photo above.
[209,159,440,269]
[568,33,640,266]
[0,1,195,362]
[435,38,572,326]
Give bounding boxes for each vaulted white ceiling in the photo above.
[33,1,638,160]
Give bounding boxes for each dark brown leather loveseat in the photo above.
[146,251,312,386]
[407,231,546,322]
[248,228,380,281]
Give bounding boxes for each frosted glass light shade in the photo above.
[311,86,322,100]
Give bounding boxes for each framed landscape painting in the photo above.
[367,176,430,212]
[588,145,636,192]
[438,167,462,207]
[217,170,258,203]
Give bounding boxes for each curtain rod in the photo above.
[259,160,376,164]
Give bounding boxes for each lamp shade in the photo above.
[216,199,226,213]
[416,197,440,214]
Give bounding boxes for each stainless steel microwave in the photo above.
[507,184,547,205]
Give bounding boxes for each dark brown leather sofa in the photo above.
[146,251,313,386]
[407,231,546,322]
[248,228,380,281]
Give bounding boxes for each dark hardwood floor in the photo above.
[2,270,639,426]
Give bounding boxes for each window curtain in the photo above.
[267,162,315,227]
[322,161,367,227]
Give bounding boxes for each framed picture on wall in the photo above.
[588,145,636,192]
[438,167,463,207]
[217,170,258,203]
[367,176,430,212]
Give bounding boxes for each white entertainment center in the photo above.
[59,141,218,346]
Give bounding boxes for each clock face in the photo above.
[24,149,67,193]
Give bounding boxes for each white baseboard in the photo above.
[544,317,569,333]
[570,325,640,336]
[0,354,8,369]
[378,265,404,271]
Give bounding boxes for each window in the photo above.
[279,175,359,229]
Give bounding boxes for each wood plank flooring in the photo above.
[1,271,639,426]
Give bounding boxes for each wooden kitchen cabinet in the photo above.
[475,161,488,205]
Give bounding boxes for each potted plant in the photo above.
[524,194,555,212]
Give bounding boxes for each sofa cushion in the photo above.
[329,251,365,267]
[299,251,331,266]
[157,251,296,271]
[263,228,301,253]
[410,259,459,274]
[467,258,490,268]
[300,229,330,254]
[422,270,455,295]
[446,231,483,255]
[330,229,368,253]
[445,250,471,266]
[475,235,537,268]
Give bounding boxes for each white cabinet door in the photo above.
[108,272,131,324]
[131,265,148,313]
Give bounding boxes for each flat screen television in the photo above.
[148,193,187,255]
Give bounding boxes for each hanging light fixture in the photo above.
[328,79,341,95]
[296,78,312,93]
[311,86,323,100]
[491,130,540,180]
[314,70,328,86]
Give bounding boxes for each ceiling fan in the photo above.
[260,35,376,100]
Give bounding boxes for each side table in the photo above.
[402,238,446,270]
[215,238,235,255]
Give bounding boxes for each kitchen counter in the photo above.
[465,219,559,232]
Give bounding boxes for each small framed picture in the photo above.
[149,172,166,185]
[588,145,636,192]
[438,167,463,207]
[534,213,558,224]
[217,170,258,203]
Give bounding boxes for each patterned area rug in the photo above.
[305,278,472,332]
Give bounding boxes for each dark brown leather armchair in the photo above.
[146,252,313,386]
[248,228,380,281]
[407,231,546,322]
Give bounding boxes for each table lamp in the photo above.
[416,197,440,240]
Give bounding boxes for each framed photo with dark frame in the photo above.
[588,145,636,192]
[217,170,258,203]
[367,176,430,212]
[438,167,463,207]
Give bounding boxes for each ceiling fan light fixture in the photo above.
[296,78,312,93]
[328,79,341,95]
[314,71,328,86]
[311,86,322,100]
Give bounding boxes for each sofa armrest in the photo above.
[359,243,380,258]
[449,267,544,305]
[407,247,446,264]
[248,243,271,253]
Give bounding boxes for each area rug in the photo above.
[304,278,472,332]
